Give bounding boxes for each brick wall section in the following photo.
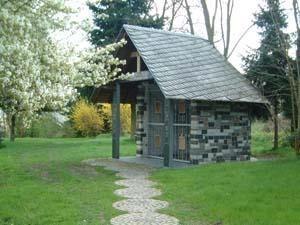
[135,84,146,155]
[190,101,251,164]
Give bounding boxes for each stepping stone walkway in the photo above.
[84,159,179,225]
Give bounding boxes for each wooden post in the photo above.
[137,55,141,73]
[130,103,136,139]
[112,81,120,159]
[164,99,173,167]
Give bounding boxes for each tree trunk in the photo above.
[184,0,195,34]
[200,0,216,44]
[10,114,16,142]
[273,102,279,150]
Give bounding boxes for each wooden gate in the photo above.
[148,89,165,157]
[173,100,190,161]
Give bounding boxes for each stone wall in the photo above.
[190,101,251,164]
[135,83,147,155]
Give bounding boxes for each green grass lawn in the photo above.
[152,121,300,225]
[152,158,300,225]
[1,122,300,225]
[0,135,135,225]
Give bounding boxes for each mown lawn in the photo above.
[152,122,300,225]
[1,122,300,225]
[0,136,135,225]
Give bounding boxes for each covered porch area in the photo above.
[91,74,178,167]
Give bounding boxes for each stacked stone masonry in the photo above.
[135,81,252,165]
[135,84,146,155]
[190,101,251,164]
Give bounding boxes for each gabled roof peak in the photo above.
[120,24,266,104]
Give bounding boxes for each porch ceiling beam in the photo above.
[112,81,120,159]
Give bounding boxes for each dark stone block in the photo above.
[243,146,250,151]
[241,150,250,156]
[212,148,218,153]
[190,134,203,140]
[190,140,198,145]
[136,150,143,155]
[222,145,229,149]
[216,156,225,162]
[208,122,215,128]
[191,159,199,165]
[136,136,143,142]
[214,114,218,120]
[222,115,230,120]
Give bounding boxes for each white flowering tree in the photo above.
[75,39,130,88]
[0,0,129,141]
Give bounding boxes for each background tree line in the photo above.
[1,0,299,157]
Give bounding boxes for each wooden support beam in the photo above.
[112,81,120,159]
[164,99,173,167]
[130,51,141,73]
[137,55,141,73]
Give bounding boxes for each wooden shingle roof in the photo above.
[121,25,266,103]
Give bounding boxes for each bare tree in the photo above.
[168,0,184,31]
[219,0,234,59]
[161,0,169,22]
[200,0,218,44]
[183,0,195,34]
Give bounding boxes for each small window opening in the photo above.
[155,101,161,114]
[178,133,186,150]
[155,135,161,148]
[178,100,186,114]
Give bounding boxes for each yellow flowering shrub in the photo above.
[71,100,132,136]
[121,104,131,134]
[98,103,131,134]
[71,100,103,137]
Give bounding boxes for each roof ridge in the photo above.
[123,24,210,43]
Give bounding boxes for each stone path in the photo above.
[84,159,179,225]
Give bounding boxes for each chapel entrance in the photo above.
[148,89,165,157]
[173,100,190,161]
